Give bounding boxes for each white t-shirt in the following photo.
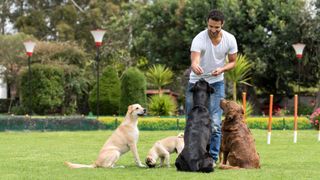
[189,29,238,84]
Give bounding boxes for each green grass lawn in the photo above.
[1,130,319,180]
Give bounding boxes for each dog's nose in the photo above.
[143,109,146,113]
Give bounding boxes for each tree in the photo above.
[20,64,64,114]
[225,54,252,101]
[119,67,146,115]
[218,0,319,95]
[131,0,210,71]
[0,33,35,112]
[89,66,121,115]
[0,0,13,34]
[145,64,173,95]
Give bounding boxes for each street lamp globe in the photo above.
[292,43,306,59]
[23,41,36,56]
[90,29,106,47]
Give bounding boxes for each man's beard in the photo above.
[209,30,220,38]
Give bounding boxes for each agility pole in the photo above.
[267,94,273,144]
[242,92,246,123]
[293,95,298,143]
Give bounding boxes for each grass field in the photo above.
[1,130,319,180]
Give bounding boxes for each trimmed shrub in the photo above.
[0,99,10,113]
[246,116,312,130]
[89,66,121,115]
[20,64,64,114]
[98,116,185,130]
[148,94,177,116]
[98,116,312,130]
[0,116,311,131]
[0,116,105,131]
[119,67,146,115]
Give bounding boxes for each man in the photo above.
[185,9,238,167]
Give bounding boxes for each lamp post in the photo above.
[23,41,36,115]
[292,43,306,97]
[90,29,106,119]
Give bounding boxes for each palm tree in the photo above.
[225,54,252,101]
[146,64,173,95]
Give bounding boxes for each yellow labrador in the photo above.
[65,104,146,168]
[145,133,184,168]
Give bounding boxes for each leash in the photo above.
[198,72,212,78]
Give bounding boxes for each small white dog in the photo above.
[65,104,146,168]
[145,133,184,168]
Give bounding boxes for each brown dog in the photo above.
[65,104,146,168]
[219,99,260,169]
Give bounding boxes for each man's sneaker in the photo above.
[213,162,217,168]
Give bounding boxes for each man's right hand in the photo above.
[191,63,204,75]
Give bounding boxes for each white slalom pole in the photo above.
[293,95,298,143]
[267,95,273,144]
[267,131,271,144]
[318,130,320,142]
[293,130,298,143]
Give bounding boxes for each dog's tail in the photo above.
[219,164,241,170]
[177,133,184,138]
[64,161,96,169]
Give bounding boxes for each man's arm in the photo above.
[190,51,203,75]
[212,53,237,76]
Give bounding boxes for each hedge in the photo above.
[0,115,313,131]
[98,116,312,130]
[0,116,106,131]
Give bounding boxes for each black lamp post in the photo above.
[292,43,306,97]
[90,29,106,119]
[23,41,36,115]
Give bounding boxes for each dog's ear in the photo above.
[177,133,184,138]
[128,105,133,114]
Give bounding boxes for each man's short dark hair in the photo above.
[207,9,224,24]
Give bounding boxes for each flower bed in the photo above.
[309,108,320,130]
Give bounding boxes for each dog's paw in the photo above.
[138,164,146,168]
[113,165,125,168]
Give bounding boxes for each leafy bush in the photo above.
[89,66,121,115]
[20,64,64,114]
[298,103,314,116]
[309,108,320,130]
[236,100,254,117]
[10,106,28,115]
[119,67,146,115]
[148,94,177,116]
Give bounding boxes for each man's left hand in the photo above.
[212,68,224,76]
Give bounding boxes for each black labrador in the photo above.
[175,78,214,173]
